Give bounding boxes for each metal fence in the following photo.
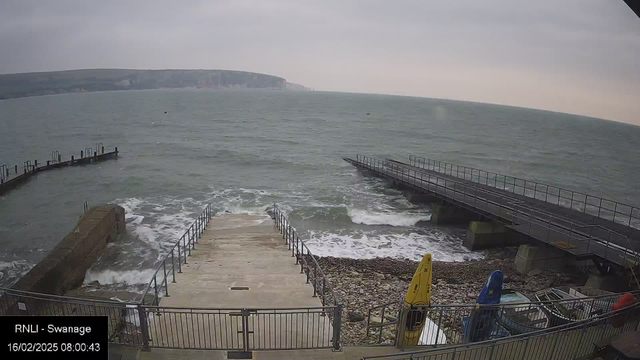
[367,290,639,349]
[0,287,146,346]
[138,204,215,305]
[272,204,338,308]
[408,155,640,230]
[352,155,639,270]
[363,302,640,360]
[0,287,342,351]
[142,305,341,351]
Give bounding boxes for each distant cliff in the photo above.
[0,69,310,100]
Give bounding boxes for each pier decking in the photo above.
[0,146,118,196]
[345,155,640,270]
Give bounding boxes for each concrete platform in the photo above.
[159,213,319,308]
[137,345,423,360]
[148,213,331,350]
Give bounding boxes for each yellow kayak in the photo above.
[401,253,432,346]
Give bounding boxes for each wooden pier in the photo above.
[0,146,119,196]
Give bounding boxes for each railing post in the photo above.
[163,261,169,297]
[333,304,342,351]
[153,277,159,306]
[137,305,151,351]
[192,226,196,250]
[312,267,317,297]
[295,236,300,264]
[322,278,326,306]
[177,242,182,273]
[171,249,176,283]
[435,307,443,346]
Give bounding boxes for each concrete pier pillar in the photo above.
[464,221,507,250]
[585,274,628,293]
[514,244,567,274]
[430,204,476,225]
[405,193,438,204]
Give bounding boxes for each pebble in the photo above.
[348,310,365,322]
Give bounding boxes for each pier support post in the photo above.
[430,204,477,225]
[585,274,627,292]
[514,244,567,274]
[464,221,507,250]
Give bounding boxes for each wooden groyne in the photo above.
[0,144,119,196]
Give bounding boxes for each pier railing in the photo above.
[353,155,640,269]
[271,204,339,308]
[408,155,640,230]
[367,290,639,348]
[138,204,215,306]
[363,302,640,360]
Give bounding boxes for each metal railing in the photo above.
[367,290,639,348]
[271,204,339,308]
[0,287,146,346]
[138,204,215,306]
[363,302,640,360]
[51,150,60,163]
[408,155,640,230]
[0,286,342,351]
[142,305,341,351]
[352,155,640,269]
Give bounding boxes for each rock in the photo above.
[369,316,382,325]
[467,292,476,299]
[373,272,385,279]
[527,269,542,277]
[350,271,360,277]
[348,310,365,322]
[88,281,100,287]
[384,314,397,322]
[382,329,396,340]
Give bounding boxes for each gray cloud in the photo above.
[1,0,639,124]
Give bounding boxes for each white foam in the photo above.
[0,260,33,286]
[223,204,269,215]
[84,269,157,286]
[348,208,431,227]
[304,230,484,262]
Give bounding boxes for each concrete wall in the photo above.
[11,204,125,295]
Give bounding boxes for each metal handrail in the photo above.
[388,158,640,267]
[138,204,215,305]
[353,155,639,268]
[366,289,640,345]
[408,155,640,229]
[271,204,338,307]
[363,301,640,359]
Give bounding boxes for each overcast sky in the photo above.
[1,0,639,124]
